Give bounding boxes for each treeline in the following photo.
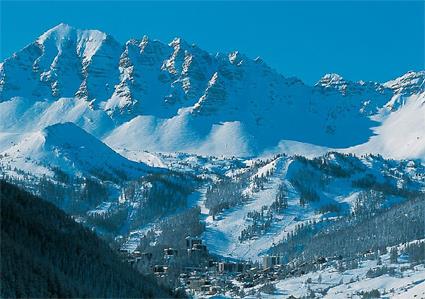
[351,173,423,198]
[289,152,424,207]
[239,205,274,242]
[204,157,278,216]
[0,181,175,298]
[2,170,110,213]
[239,184,289,242]
[121,172,201,229]
[2,167,202,235]
[272,194,425,263]
[204,177,249,216]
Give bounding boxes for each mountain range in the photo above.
[1,23,424,160]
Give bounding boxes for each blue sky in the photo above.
[1,1,424,84]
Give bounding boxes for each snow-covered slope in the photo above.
[1,24,424,159]
[199,153,425,261]
[348,90,425,160]
[258,242,425,299]
[0,122,150,179]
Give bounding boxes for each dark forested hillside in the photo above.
[0,180,174,298]
[271,194,425,262]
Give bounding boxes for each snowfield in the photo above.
[202,158,298,261]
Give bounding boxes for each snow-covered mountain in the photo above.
[1,23,424,159]
[0,122,151,179]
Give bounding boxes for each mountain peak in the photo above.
[51,22,72,31]
[141,35,149,44]
[315,73,348,91]
[170,37,190,48]
[43,121,80,135]
[39,122,150,178]
[37,23,110,46]
[37,23,74,44]
[317,73,345,84]
[42,122,100,148]
[384,70,425,95]
[228,51,246,65]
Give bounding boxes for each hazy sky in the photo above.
[1,1,424,84]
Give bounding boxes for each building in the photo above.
[132,250,142,257]
[164,248,178,263]
[218,262,248,273]
[187,277,205,291]
[262,255,284,269]
[192,243,207,252]
[186,236,208,259]
[164,248,178,257]
[186,236,203,249]
[153,265,168,274]
[187,247,208,259]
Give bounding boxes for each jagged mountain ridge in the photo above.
[1,23,424,158]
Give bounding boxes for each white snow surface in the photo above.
[262,248,425,299]
[1,24,424,160]
[347,92,425,160]
[195,154,425,262]
[202,157,300,261]
[0,122,150,179]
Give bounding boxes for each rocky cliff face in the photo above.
[1,24,424,158]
